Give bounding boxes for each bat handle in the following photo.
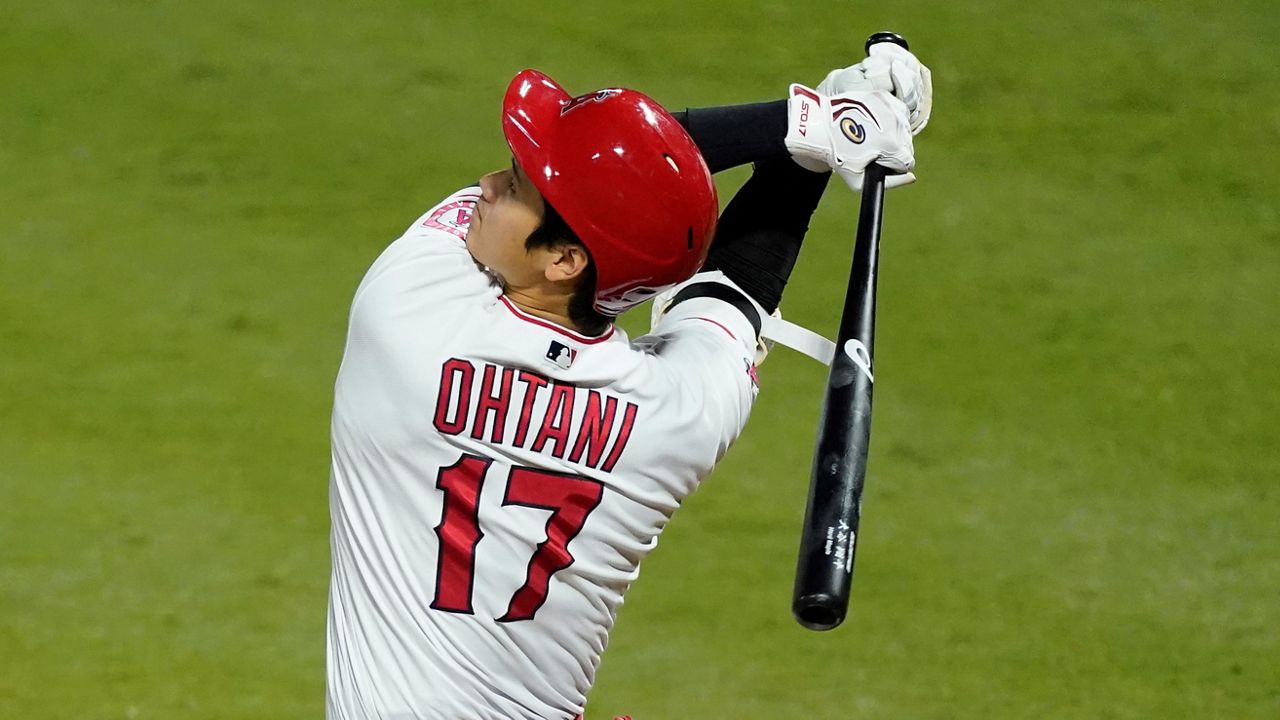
[864,31,909,53]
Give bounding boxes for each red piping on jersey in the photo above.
[498,296,615,344]
[694,316,737,340]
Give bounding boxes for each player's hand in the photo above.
[784,84,915,193]
[816,43,932,135]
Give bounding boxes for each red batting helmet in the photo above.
[502,69,718,315]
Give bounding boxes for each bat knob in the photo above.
[793,593,847,631]
[865,31,909,53]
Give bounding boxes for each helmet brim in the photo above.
[502,69,569,193]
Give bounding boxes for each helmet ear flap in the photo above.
[503,69,718,315]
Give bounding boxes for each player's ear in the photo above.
[544,243,590,284]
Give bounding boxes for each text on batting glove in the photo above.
[784,84,915,193]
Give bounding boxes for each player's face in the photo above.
[466,159,546,288]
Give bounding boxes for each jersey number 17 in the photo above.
[430,454,604,622]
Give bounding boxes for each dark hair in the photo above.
[524,202,611,336]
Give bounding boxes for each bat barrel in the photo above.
[792,163,888,631]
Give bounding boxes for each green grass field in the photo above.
[2,1,1277,717]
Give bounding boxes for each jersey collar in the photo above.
[497,295,615,345]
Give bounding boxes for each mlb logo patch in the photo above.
[546,341,577,369]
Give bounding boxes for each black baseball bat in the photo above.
[792,31,908,631]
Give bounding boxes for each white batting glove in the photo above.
[784,83,915,193]
[816,43,933,135]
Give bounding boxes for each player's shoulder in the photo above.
[371,184,484,272]
[347,185,493,333]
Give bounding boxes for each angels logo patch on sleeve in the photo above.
[421,198,477,241]
[546,341,577,369]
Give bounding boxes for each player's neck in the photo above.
[504,287,583,334]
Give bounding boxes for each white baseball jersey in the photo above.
[327,187,762,720]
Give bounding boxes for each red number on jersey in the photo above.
[430,455,604,621]
[498,468,605,622]
[430,455,492,613]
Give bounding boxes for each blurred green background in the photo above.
[2,1,1277,718]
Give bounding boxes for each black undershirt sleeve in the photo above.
[672,101,830,315]
[671,100,790,173]
[703,159,829,314]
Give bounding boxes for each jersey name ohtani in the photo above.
[433,358,639,472]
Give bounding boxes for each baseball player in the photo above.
[327,44,932,720]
